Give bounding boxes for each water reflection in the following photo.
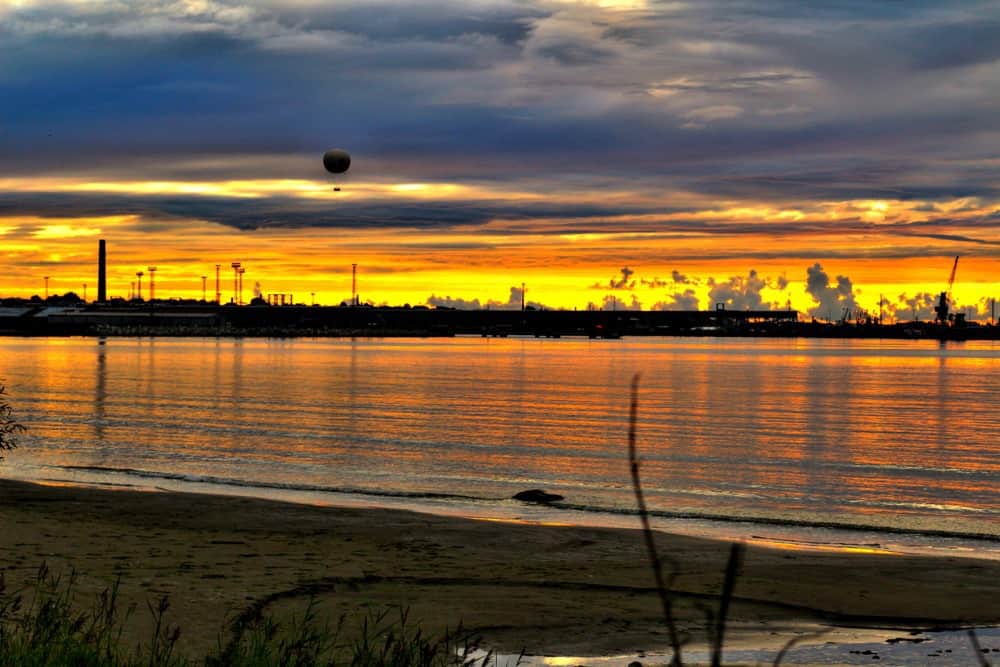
[94,338,106,444]
[0,337,996,538]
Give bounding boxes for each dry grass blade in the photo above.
[628,373,684,667]
[772,629,830,667]
[711,542,745,667]
[968,629,992,667]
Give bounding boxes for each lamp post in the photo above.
[231,262,241,304]
[147,267,157,301]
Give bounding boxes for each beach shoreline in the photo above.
[1,478,998,664]
[8,463,998,562]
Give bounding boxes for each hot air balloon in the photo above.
[323,149,351,191]
[323,149,351,174]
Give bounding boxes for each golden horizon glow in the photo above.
[0,177,554,203]
[1,176,998,317]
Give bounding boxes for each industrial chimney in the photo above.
[97,239,107,303]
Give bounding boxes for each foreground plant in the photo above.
[626,375,994,667]
[629,374,748,667]
[0,563,166,667]
[0,382,25,461]
[0,563,495,667]
[212,603,493,667]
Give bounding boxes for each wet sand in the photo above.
[1,478,998,663]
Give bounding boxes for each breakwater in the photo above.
[1,301,996,339]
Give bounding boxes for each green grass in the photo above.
[0,564,492,667]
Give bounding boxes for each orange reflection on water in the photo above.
[470,516,574,528]
[1,336,996,543]
[750,538,901,556]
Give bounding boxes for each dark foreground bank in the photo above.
[1,479,997,663]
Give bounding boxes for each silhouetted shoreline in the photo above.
[2,300,996,339]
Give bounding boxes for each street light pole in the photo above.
[231,262,241,304]
[147,267,157,301]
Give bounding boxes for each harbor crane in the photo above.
[934,256,960,325]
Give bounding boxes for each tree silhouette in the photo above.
[0,383,25,460]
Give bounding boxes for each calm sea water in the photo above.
[1,336,997,556]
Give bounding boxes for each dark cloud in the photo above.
[588,293,641,311]
[639,270,699,290]
[426,294,484,310]
[4,189,998,264]
[534,40,616,66]
[882,291,997,324]
[646,71,813,96]
[428,285,547,310]
[671,270,694,285]
[1,0,999,224]
[707,270,784,310]
[884,292,938,323]
[651,289,700,311]
[887,230,1000,247]
[286,3,543,45]
[709,1,938,21]
[591,266,635,290]
[0,191,672,230]
[900,21,1000,71]
[681,151,1000,203]
[805,263,860,320]
[966,296,999,322]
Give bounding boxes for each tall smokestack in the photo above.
[352,263,357,306]
[97,239,107,302]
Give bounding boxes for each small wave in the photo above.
[40,477,142,490]
[844,497,994,514]
[552,501,1000,543]
[61,465,490,503]
[59,464,1000,544]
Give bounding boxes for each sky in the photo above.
[1,0,999,320]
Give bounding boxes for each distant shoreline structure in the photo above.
[1,300,995,340]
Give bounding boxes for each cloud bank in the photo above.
[2,0,999,308]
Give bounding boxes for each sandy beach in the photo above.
[1,478,998,664]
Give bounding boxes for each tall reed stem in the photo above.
[628,374,683,667]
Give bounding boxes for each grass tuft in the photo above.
[0,563,497,667]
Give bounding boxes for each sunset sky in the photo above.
[2,0,998,319]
